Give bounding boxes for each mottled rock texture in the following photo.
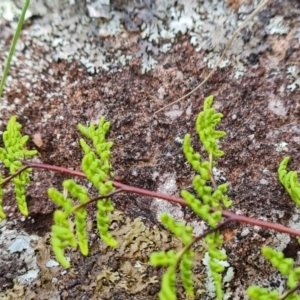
[0,0,300,299]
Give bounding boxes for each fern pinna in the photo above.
[150,95,232,299]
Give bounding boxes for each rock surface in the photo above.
[0,0,300,299]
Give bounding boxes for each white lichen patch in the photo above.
[202,250,234,300]
[150,172,184,222]
[0,1,32,23]
[233,60,247,79]
[274,141,288,152]
[212,167,227,182]
[45,259,60,268]
[287,66,300,92]
[272,233,291,252]
[266,16,290,35]
[0,0,271,76]
[190,219,208,236]
[0,222,40,286]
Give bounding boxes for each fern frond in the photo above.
[262,247,293,276]
[246,159,300,299]
[0,116,37,218]
[181,189,221,228]
[196,95,226,158]
[48,187,77,267]
[180,249,194,297]
[79,117,117,248]
[287,267,300,290]
[150,214,195,299]
[153,96,231,299]
[46,117,117,267]
[159,266,177,300]
[278,157,300,207]
[247,286,279,300]
[78,116,113,165]
[183,134,210,180]
[96,199,118,247]
[63,179,89,256]
[182,96,232,299]
[205,231,227,299]
[160,213,193,245]
[150,250,177,300]
[247,247,300,299]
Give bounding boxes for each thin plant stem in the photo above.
[0,0,31,98]
[281,282,300,299]
[209,152,218,190]
[0,165,29,187]
[175,218,234,268]
[153,0,270,115]
[21,160,300,238]
[73,189,123,211]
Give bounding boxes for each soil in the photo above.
[0,0,300,299]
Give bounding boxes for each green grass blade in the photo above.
[0,0,31,98]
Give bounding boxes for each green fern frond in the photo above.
[247,286,279,300]
[205,231,227,299]
[278,157,300,207]
[96,199,118,247]
[78,116,113,165]
[247,247,300,300]
[263,247,300,290]
[262,247,293,276]
[150,250,178,299]
[79,117,117,248]
[46,117,117,267]
[159,265,177,300]
[180,249,194,297]
[161,214,195,296]
[63,179,89,256]
[247,158,300,299]
[152,96,231,299]
[196,95,226,158]
[183,134,210,180]
[150,214,195,299]
[48,187,77,268]
[160,213,193,245]
[182,96,231,299]
[181,190,220,228]
[0,116,37,218]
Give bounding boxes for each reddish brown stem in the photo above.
[73,189,123,211]
[21,160,300,238]
[175,218,235,269]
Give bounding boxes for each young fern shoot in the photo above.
[151,95,232,300]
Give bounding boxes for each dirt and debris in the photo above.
[0,0,300,299]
